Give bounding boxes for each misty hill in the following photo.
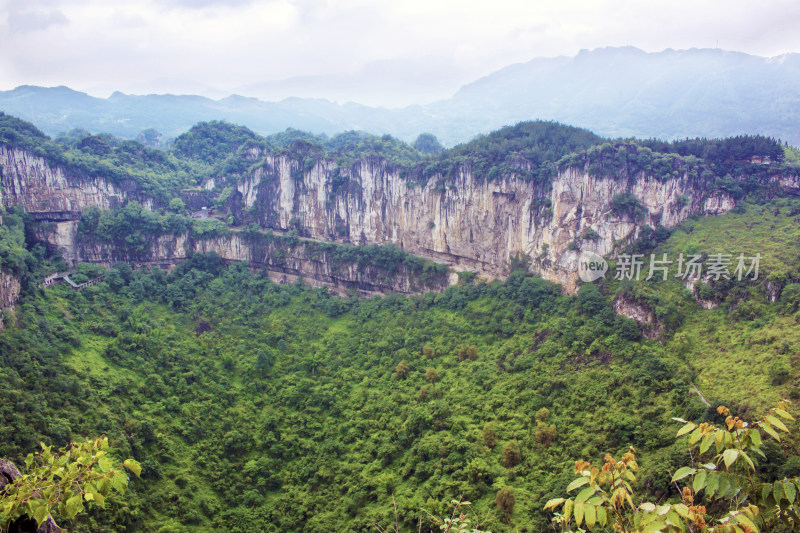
[1,47,799,146]
[444,46,800,144]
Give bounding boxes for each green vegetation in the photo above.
[0,437,140,531]
[546,402,798,532]
[1,228,797,530]
[3,113,793,219]
[1,112,195,200]
[413,133,445,155]
[1,113,799,531]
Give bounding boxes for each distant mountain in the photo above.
[442,46,800,144]
[2,47,799,146]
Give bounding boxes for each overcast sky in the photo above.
[1,0,799,106]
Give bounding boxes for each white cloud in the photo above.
[0,0,799,104]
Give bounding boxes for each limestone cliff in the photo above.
[0,145,154,216]
[32,221,449,296]
[0,270,21,330]
[5,144,799,292]
[227,154,774,290]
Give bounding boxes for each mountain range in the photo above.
[1,46,799,146]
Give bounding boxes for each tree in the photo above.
[0,437,141,531]
[544,401,798,533]
[425,368,438,384]
[412,133,444,155]
[502,441,522,468]
[496,487,515,517]
[535,407,551,423]
[168,198,186,213]
[482,423,498,449]
[395,360,410,379]
[422,345,435,360]
[534,422,558,447]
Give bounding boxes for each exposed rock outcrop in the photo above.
[33,224,448,296]
[0,270,21,330]
[612,294,663,339]
[0,145,154,215]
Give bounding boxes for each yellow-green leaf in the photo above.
[715,430,725,452]
[775,409,794,421]
[123,459,142,478]
[761,423,781,442]
[765,415,788,432]
[676,422,696,437]
[574,501,585,528]
[723,449,739,468]
[597,506,607,527]
[576,486,595,503]
[563,499,574,525]
[585,503,597,530]
[544,498,565,510]
[566,476,590,492]
[643,520,667,532]
[694,470,707,493]
[32,504,49,526]
[706,472,719,497]
[674,504,690,518]
[734,514,759,533]
[93,491,105,508]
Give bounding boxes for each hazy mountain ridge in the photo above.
[2,47,800,146]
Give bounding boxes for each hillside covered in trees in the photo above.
[1,196,799,531]
[1,114,799,531]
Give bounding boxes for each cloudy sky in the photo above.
[1,0,799,106]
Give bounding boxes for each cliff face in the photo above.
[0,146,154,215]
[32,223,449,296]
[0,270,21,330]
[6,144,799,293]
[231,155,750,289]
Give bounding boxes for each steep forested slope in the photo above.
[1,198,799,531]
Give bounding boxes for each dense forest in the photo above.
[1,113,799,531]
[2,196,800,531]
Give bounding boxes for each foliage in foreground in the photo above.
[546,402,798,532]
[0,437,140,531]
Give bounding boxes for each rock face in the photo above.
[4,144,799,293]
[0,146,153,215]
[613,294,663,339]
[32,224,448,296]
[0,270,21,330]
[229,155,748,290]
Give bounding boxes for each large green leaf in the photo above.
[723,449,739,468]
[783,481,797,504]
[574,501,585,528]
[566,477,590,492]
[671,467,696,482]
[585,503,597,530]
[676,422,696,437]
[693,470,707,493]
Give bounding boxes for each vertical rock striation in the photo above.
[4,144,798,292]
